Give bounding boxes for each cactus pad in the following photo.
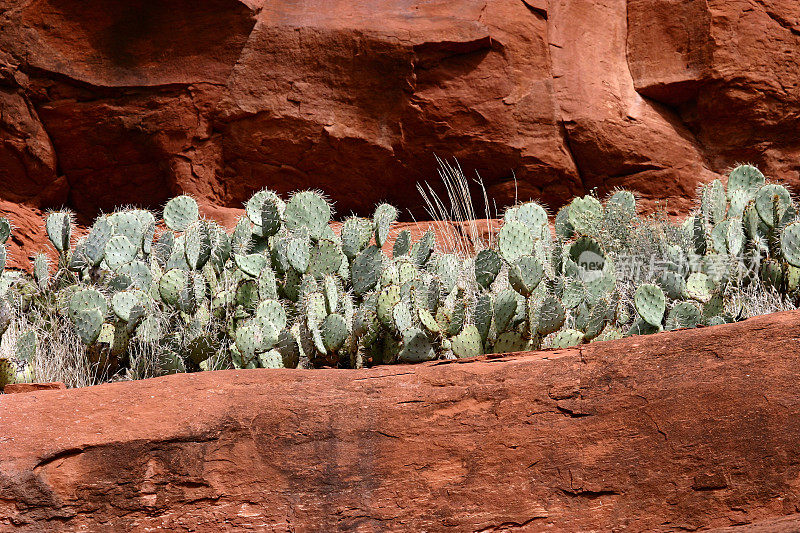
[73,308,104,345]
[494,289,518,333]
[418,307,441,334]
[341,217,374,259]
[109,211,146,248]
[287,236,311,273]
[256,299,287,331]
[69,288,108,320]
[550,328,585,349]
[474,249,502,289]
[377,284,401,327]
[184,221,211,271]
[247,189,285,237]
[411,230,435,267]
[398,328,435,363]
[320,313,348,352]
[473,292,493,342]
[235,324,264,364]
[508,255,544,297]
[633,284,666,326]
[686,272,714,303]
[118,261,152,291]
[492,331,529,354]
[0,218,10,244]
[535,295,566,336]
[159,268,189,307]
[700,179,727,225]
[393,229,411,257]
[111,290,147,323]
[727,164,764,198]
[665,301,702,331]
[45,211,72,252]
[781,221,800,267]
[498,220,534,263]
[104,235,137,271]
[308,239,343,278]
[163,195,199,232]
[567,195,603,235]
[754,184,791,226]
[351,245,383,296]
[285,191,332,240]
[373,203,398,248]
[450,324,483,359]
[392,301,414,333]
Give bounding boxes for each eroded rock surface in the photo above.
[1,311,799,531]
[1,0,799,263]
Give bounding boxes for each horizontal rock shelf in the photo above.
[2,311,799,531]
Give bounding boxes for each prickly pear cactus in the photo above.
[634,284,666,327]
[373,204,398,248]
[550,328,584,349]
[163,195,199,232]
[727,165,764,199]
[7,161,800,381]
[498,220,534,263]
[450,324,482,359]
[45,211,72,253]
[285,191,332,240]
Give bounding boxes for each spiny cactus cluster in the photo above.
[0,164,798,387]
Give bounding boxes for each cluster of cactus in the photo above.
[0,164,798,386]
[0,218,37,387]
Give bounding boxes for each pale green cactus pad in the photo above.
[399,328,435,363]
[285,191,332,240]
[393,229,411,257]
[373,203,398,248]
[727,164,764,199]
[450,324,482,359]
[781,221,800,268]
[0,217,10,245]
[508,255,544,297]
[567,195,603,235]
[104,235,137,271]
[754,183,791,226]
[342,217,374,259]
[45,211,72,252]
[474,249,501,289]
[550,328,584,349]
[634,284,666,327]
[498,220,534,263]
[163,195,199,232]
[665,301,702,331]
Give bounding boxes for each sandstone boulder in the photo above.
[1,311,799,531]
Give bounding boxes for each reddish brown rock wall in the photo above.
[2,311,799,531]
[1,0,799,263]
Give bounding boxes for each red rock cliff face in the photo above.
[1,0,798,255]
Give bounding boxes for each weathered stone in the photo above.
[0,0,799,261]
[1,311,798,530]
[3,382,65,394]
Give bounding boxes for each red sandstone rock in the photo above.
[706,513,800,532]
[628,0,800,186]
[0,0,799,261]
[1,311,798,531]
[3,382,65,394]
